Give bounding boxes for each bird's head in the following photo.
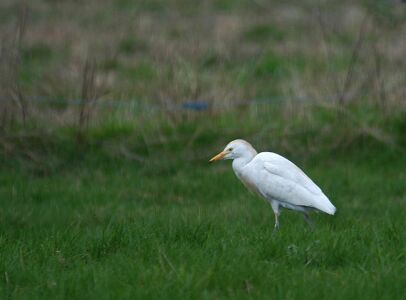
[209,139,257,162]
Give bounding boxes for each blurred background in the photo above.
[1,0,405,165]
[0,1,405,298]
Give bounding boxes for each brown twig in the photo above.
[337,15,370,105]
[372,38,387,110]
[315,8,341,97]
[77,58,103,143]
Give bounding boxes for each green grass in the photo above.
[243,24,285,43]
[1,106,405,299]
[1,0,405,298]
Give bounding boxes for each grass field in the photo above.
[1,106,405,299]
[1,0,406,299]
[1,144,406,299]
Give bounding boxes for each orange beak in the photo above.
[209,151,227,162]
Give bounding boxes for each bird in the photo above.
[209,139,336,231]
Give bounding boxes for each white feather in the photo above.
[244,152,336,215]
[211,139,336,229]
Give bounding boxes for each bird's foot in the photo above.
[272,223,280,236]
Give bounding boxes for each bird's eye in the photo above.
[228,148,233,151]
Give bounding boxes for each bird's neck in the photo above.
[232,153,255,173]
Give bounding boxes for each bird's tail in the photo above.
[318,196,336,215]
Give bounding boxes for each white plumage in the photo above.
[209,139,336,230]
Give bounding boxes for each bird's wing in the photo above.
[249,152,335,214]
[262,153,322,195]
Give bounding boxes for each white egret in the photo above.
[209,139,336,230]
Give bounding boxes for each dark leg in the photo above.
[303,212,315,229]
[271,201,280,234]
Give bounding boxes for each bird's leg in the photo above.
[303,212,315,229]
[271,201,280,234]
[273,211,280,233]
